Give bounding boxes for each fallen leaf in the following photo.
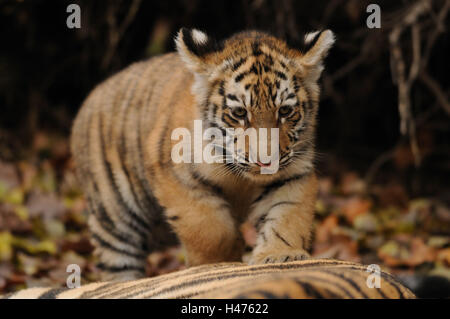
[0,161,20,190]
[26,191,65,219]
[313,238,360,262]
[340,172,365,195]
[0,204,32,233]
[315,215,338,243]
[436,248,450,267]
[341,197,372,224]
[353,212,378,232]
[373,183,409,208]
[17,252,40,276]
[378,237,436,267]
[427,236,449,248]
[0,231,13,261]
[60,236,93,255]
[12,237,57,255]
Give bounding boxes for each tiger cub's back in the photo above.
[70,53,190,279]
[3,259,415,299]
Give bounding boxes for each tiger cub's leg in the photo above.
[86,196,150,281]
[153,173,245,266]
[166,199,245,266]
[248,173,318,264]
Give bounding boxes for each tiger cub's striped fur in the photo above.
[3,260,415,299]
[71,28,335,280]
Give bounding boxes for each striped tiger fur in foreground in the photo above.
[71,27,336,281]
[3,260,415,299]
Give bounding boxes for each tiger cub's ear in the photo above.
[297,30,335,82]
[175,28,222,74]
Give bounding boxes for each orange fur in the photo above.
[71,28,335,280]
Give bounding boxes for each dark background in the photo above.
[0,0,449,296]
[1,0,449,197]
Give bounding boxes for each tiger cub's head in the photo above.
[176,28,334,181]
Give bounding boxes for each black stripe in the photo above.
[212,103,218,120]
[274,70,287,80]
[264,54,274,66]
[158,72,191,167]
[136,72,165,218]
[292,275,355,298]
[124,88,162,218]
[254,201,299,235]
[38,288,67,299]
[97,263,145,273]
[235,71,249,83]
[261,230,267,242]
[79,282,120,299]
[157,115,170,167]
[252,42,263,56]
[296,280,324,298]
[103,264,239,299]
[249,64,259,75]
[292,75,300,92]
[325,269,369,298]
[88,197,148,252]
[272,227,292,247]
[218,81,225,96]
[231,57,247,71]
[252,172,311,204]
[238,290,289,299]
[255,213,268,231]
[226,94,239,102]
[189,169,224,197]
[130,263,384,298]
[287,111,300,122]
[286,93,296,100]
[301,31,323,53]
[99,116,151,238]
[222,113,239,125]
[255,215,275,232]
[298,77,315,112]
[268,201,299,211]
[379,271,410,298]
[180,274,338,298]
[91,232,146,259]
[142,265,356,299]
[118,87,145,214]
[110,261,359,298]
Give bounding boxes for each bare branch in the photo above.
[388,0,433,166]
[422,0,450,69]
[408,24,421,85]
[419,71,450,116]
[102,0,142,70]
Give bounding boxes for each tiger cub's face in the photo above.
[176,28,335,181]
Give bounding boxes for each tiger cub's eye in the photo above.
[232,107,247,118]
[278,105,293,117]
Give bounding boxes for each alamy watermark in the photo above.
[171,120,280,174]
[66,264,81,288]
[366,4,381,29]
[366,264,381,288]
[66,4,81,29]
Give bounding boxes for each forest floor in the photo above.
[0,131,449,294]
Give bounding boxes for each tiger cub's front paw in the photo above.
[249,249,311,264]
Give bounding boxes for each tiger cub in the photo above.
[71,28,335,280]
